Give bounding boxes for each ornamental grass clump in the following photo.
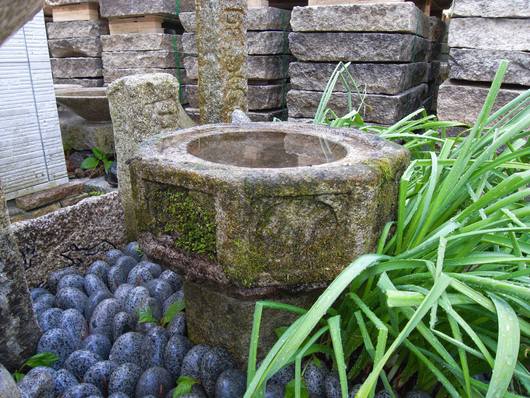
[245,61,530,397]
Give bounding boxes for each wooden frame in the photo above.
[108,15,165,35]
[52,2,99,22]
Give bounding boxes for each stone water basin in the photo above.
[55,86,110,122]
[130,122,409,290]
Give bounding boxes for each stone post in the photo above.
[0,180,40,371]
[107,73,195,240]
[195,0,248,123]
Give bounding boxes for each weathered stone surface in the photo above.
[290,3,428,37]
[437,80,525,125]
[0,0,42,45]
[103,68,187,87]
[101,33,182,52]
[49,37,102,58]
[289,62,428,95]
[12,192,126,286]
[59,109,115,154]
[449,18,530,52]
[185,282,319,363]
[452,0,530,18]
[46,21,108,39]
[183,31,288,56]
[428,16,446,43]
[51,58,103,78]
[100,0,194,17]
[449,48,530,86]
[10,202,62,223]
[0,364,21,397]
[131,123,408,289]
[288,84,427,124]
[102,51,181,70]
[15,179,86,211]
[46,0,98,5]
[107,73,194,239]
[184,55,290,81]
[185,107,287,123]
[195,0,247,123]
[186,83,287,110]
[53,77,104,87]
[289,32,428,62]
[179,8,291,33]
[0,181,40,370]
[55,86,110,122]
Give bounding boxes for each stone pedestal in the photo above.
[195,0,248,123]
[107,73,195,240]
[0,181,40,370]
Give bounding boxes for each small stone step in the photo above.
[15,179,87,211]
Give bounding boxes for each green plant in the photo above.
[173,375,199,397]
[87,190,104,196]
[137,299,186,327]
[80,147,113,173]
[13,352,59,382]
[245,61,530,397]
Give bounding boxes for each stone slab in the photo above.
[452,0,530,18]
[100,0,194,18]
[289,32,428,62]
[46,0,98,5]
[48,36,102,57]
[289,62,428,95]
[182,31,289,56]
[53,77,103,87]
[448,18,530,52]
[287,84,428,124]
[184,55,291,81]
[0,182,40,370]
[290,3,428,37]
[428,16,446,43]
[449,48,530,86]
[185,281,319,363]
[15,179,86,211]
[12,192,127,286]
[107,74,195,238]
[101,33,182,52]
[179,8,291,32]
[59,108,115,154]
[103,68,188,86]
[186,82,287,110]
[51,57,103,78]
[46,20,108,39]
[185,107,287,122]
[437,80,526,125]
[83,176,117,194]
[102,50,181,69]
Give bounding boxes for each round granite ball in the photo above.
[405,391,432,398]
[180,345,210,380]
[61,308,88,342]
[62,383,102,398]
[56,287,88,313]
[34,292,56,308]
[163,291,184,314]
[87,260,111,285]
[135,366,174,397]
[303,362,327,398]
[167,313,186,336]
[83,360,117,395]
[115,256,137,276]
[58,274,86,292]
[113,284,134,308]
[159,270,182,291]
[31,287,51,301]
[53,369,78,396]
[65,350,101,380]
[38,308,63,332]
[108,362,142,396]
[124,241,142,262]
[164,334,192,379]
[265,382,284,398]
[81,334,112,360]
[37,328,78,368]
[215,368,246,398]
[109,332,144,365]
[89,298,121,338]
[144,279,173,304]
[18,366,55,398]
[48,267,79,293]
[270,363,294,386]
[85,290,113,321]
[142,326,168,368]
[123,286,150,316]
[105,250,124,266]
[112,312,134,341]
[199,347,236,397]
[139,261,162,278]
[107,266,129,293]
[84,274,109,297]
[127,265,154,286]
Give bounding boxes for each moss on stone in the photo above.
[147,185,217,259]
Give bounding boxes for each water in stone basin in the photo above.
[187,131,348,168]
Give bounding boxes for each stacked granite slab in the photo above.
[99,0,193,103]
[437,0,529,125]
[287,3,431,124]
[46,0,107,87]
[179,7,292,122]
[424,16,448,112]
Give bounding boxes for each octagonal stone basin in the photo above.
[55,87,110,122]
[130,123,409,292]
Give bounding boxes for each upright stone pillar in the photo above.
[0,180,40,370]
[195,0,248,123]
[107,73,195,240]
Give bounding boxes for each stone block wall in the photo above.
[436,0,529,125]
[179,7,292,122]
[46,1,108,87]
[286,3,436,124]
